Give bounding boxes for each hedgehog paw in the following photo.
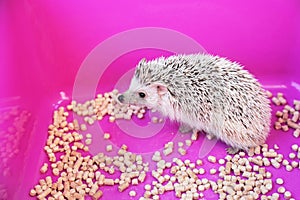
[226,147,241,155]
[179,124,192,133]
[206,133,215,140]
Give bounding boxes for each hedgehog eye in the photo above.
[138,92,146,98]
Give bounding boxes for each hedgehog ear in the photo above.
[152,83,168,96]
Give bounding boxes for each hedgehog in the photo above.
[117,54,271,154]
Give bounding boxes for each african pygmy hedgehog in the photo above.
[118,54,271,154]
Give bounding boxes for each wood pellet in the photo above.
[29,90,150,199]
[30,90,299,199]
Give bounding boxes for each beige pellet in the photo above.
[178,142,184,147]
[144,184,151,191]
[263,151,277,158]
[210,168,217,175]
[273,144,280,150]
[92,190,103,199]
[208,155,217,163]
[40,163,48,174]
[282,125,289,132]
[274,122,282,130]
[292,111,299,122]
[37,187,52,199]
[185,139,192,146]
[283,159,290,166]
[254,146,261,155]
[85,138,92,145]
[151,116,159,123]
[103,133,110,139]
[178,148,186,155]
[191,131,198,141]
[163,147,173,156]
[278,186,286,193]
[52,168,60,176]
[266,171,272,178]
[285,165,293,171]
[152,152,162,162]
[138,172,146,182]
[129,190,136,197]
[266,90,273,98]
[80,124,87,131]
[109,116,115,122]
[291,144,298,151]
[196,159,203,166]
[121,144,128,151]
[272,97,281,106]
[284,191,292,199]
[278,96,287,105]
[271,159,280,169]
[106,145,113,152]
[287,120,300,129]
[289,152,296,159]
[291,161,298,168]
[225,162,232,174]
[29,189,37,196]
[276,178,284,185]
[293,129,300,138]
[103,178,114,186]
[198,168,205,175]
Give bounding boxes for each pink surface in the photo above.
[1,0,300,199]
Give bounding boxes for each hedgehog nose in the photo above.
[117,94,125,103]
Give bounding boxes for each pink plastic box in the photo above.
[1,1,300,199]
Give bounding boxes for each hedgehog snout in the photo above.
[117,94,125,103]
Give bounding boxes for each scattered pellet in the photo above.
[196,159,203,166]
[276,178,284,185]
[266,90,273,98]
[185,139,192,146]
[274,144,280,150]
[40,163,48,174]
[151,117,159,123]
[105,145,113,152]
[291,144,298,151]
[80,124,87,131]
[144,184,151,191]
[293,129,300,138]
[289,152,296,159]
[118,182,130,192]
[210,168,217,175]
[85,138,92,145]
[218,159,225,165]
[178,148,186,155]
[272,97,281,106]
[284,191,292,199]
[285,165,293,172]
[278,186,286,194]
[207,155,217,163]
[178,142,184,147]
[31,90,300,199]
[282,125,289,132]
[103,133,110,140]
[198,168,205,175]
[191,130,198,141]
[129,190,136,197]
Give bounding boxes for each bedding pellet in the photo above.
[31,90,299,199]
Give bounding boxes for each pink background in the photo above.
[1,0,300,199]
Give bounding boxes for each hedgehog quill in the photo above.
[118,54,271,154]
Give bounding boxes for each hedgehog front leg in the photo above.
[179,123,193,133]
[226,147,242,155]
